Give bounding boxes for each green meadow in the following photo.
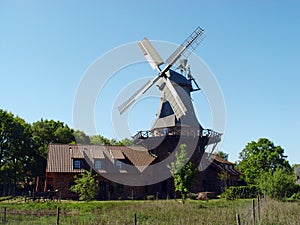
[0,197,299,225]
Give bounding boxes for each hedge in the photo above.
[223,185,259,200]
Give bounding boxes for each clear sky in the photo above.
[0,1,299,164]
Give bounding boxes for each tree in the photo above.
[31,119,75,176]
[0,109,35,194]
[69,169,99,201]
[237,138,291,184]
[258,168,296,200]
[90,135,112,145]
[171,144,197,203]
[218,170,230,191]
[73,130,90,144]
[215,151,229,160]
[115,138,134,146]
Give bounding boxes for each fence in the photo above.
[0,198,262,225]
[1,207,139,225]
[1,206,60,225]
[1,196,299,224]
[236,196,261,225]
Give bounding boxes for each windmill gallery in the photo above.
[42,27,242,200]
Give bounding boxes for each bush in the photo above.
[290,192,300,200]
[69,169,98,201]
[223,185,259,200]
[258,168,296,200]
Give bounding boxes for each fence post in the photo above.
[252,199,256,225]
[257,195,261,224]
[56,206,60,225]
[131,189,134,200]
[236,213,241,225]
[134,212,137,225]
[3,207,7,224]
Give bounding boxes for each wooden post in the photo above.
[134,212,137,225]
[257,195,261,224]
[252,199,256,225]
[131,188,134,200]
[3,207,7,224]
[236,214,241,225]
[56,206,60,225]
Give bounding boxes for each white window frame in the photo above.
[94,159,102,169]
[73,159,83,169]
[115,160,123,170]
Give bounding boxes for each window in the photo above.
[115,160,123,170]
[94,159,102,169]
[73,159,83,169]
[117,184,124,193]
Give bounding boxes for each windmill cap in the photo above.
[178,59,188,67]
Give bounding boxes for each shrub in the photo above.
[258,168,296,200]
[69,169,98,201]
[290,192,300,200]
[223,185,259,200]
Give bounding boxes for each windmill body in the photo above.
[151,69,202,132]
[118,27,221,159]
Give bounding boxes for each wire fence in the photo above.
[1,196,300,225]
[235,195,300,225]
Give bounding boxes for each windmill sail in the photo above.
[162,78,187,119]
[138,37,164,71]
[118,76,161,114]
[118,27,205,117]
[166,27,205,67]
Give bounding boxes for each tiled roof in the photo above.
[122,147,157,172]
[106,146,125,159]
[211,154,235,165]
[46,144,156,173]
[202,152,242,175]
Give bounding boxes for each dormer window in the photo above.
[94,159,103,169]
[73,159,83,169]
[115,160,123,170]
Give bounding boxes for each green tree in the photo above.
[258,168,296,200]
[237,138,291,184]
[115,138,134,146]
[218,170,230,191]
[0,109,35,194]
[171,144,197,203]
[31,119,75,176]
[90,135,134,146]
[70,169,99,201]
[215,151,229,160]
[90,135,112,145]
[73,130,90,144]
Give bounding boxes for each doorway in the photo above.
[99,181,107,200]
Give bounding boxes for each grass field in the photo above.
[0,197,299,224]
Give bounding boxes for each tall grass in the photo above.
[0,198,299,224]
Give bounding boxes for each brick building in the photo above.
[43,144,242,200]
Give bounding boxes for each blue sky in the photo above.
[0,1,299,164]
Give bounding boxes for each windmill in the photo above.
[118,27,221,156]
